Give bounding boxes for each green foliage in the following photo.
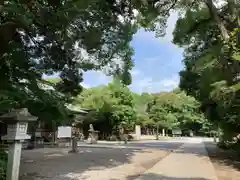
[1,0,167,124]
[73,78,137,138]
[74,78,208,138]
[0,150,7,180]
[147,91,206,131]
[133,92,153,126]
[1,0,220,139]
[109,78,137,130]
[173,0,240,146]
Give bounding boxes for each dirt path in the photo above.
[205,142,240,180]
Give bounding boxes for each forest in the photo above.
[70,78,210,140]
[0,0,239,152]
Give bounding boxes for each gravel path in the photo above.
[19,147,169,180]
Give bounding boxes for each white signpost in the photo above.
[172,129,182,136]
[57,126,72,138]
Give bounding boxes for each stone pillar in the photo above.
[6,142,22,180]
[162,128,165,136]
[69,123,78,153]
[69,136,78,153]
[135,125,141,140]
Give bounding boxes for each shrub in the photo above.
[127,134,134,141]
[109,135,118,141]
[0,150,7,180]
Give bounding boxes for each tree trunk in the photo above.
[52,121,56,147]
[156,125,159,140]
[205,0,230,41]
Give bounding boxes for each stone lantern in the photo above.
[87,124,99,144]
[0,108,37,180]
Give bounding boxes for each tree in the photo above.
[73,78,137,140]
[148,91,207,136]
[173,0,240,148]
[1,0,183,124]
[133,92,153,125]
[109,78,137,131]
[0,0,140,119]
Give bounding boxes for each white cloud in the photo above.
[131,68,141,76]
[82,70,112,87]
[130,75,179,94]
[80,11,181,93]
[160,75,179,89]
[82,69,179,93]
[81,82,90,88]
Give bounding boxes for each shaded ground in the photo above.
[205,142,240,180]
[19,147,170,180]
[127,173,211,180]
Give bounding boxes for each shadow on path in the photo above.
[125,173,211,180]
[204,142,240,171]
[19,147,167,180]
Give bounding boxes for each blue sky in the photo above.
[82,13,184,94]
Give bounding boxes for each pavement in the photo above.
[74,137,205,151]
[135,137,218,180]
[20,137,218,180]
[74,139,183,150]
[20,146,169,180]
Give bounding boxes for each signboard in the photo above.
[35,132,41,137]
[57,126,72,138]
[172,129,182,135]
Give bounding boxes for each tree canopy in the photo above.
[147,91,206,132]
[0,0,177,123]
[172,0,240,147]
[2,0,239,146]
[73,78,137,136]
[72,80,208,139]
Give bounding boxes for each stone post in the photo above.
[69,123,78,153]
[135,125,141,140]
[162,128,165,137]
[70,137,78,153]
[0,108,37,180]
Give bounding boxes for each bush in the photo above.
[109,135,118,141]
[0,150,7,180]
[127,134,134,141]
